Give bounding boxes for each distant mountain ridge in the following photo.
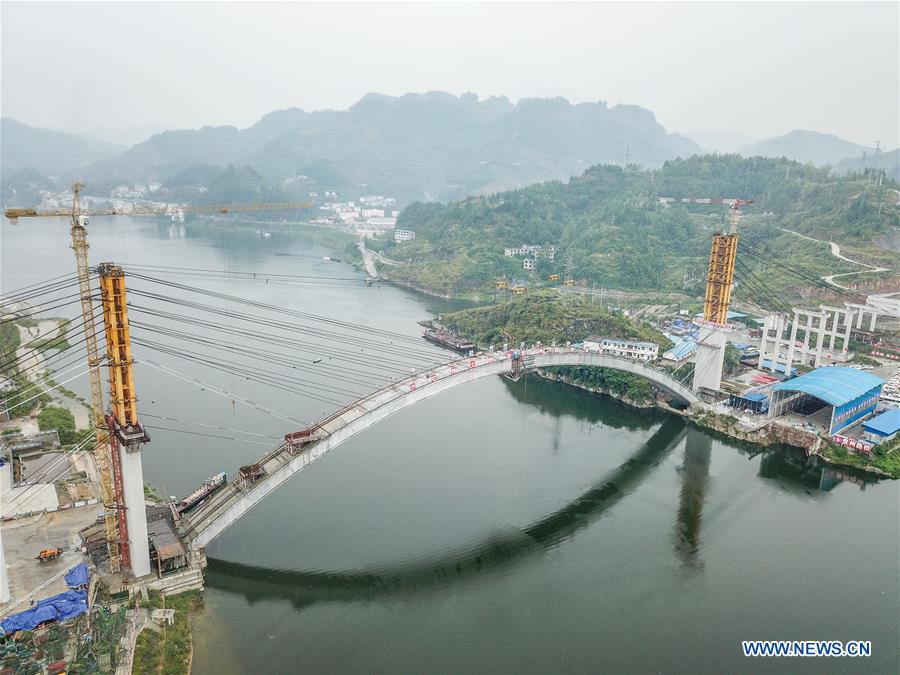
[740,129,872,166]
[0,118,123,177]
[34,92,701,203]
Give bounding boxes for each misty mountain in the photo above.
[0,118,124,177]
[740,129,871,166]
[686,129,751,154]
[63,92,701,202]
[833,149,900,182]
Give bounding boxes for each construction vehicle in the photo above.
[563,279,575,287]
[5,184,314,574]
[512,286,528,295]
[36,548,64,562]
[495,279,509,289]
[548,274,560,282]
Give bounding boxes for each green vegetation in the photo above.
[144,482,163,501]
[723,342,742,375]
[439,292,672,404]
[42,375,78,399]
[439,291,670,349]
[379,155,897,300]
[49,93,698,206]
[545,366,654,402]
[134,590,203,675]
[849,353,881,367]
[822,438,900,479]
[0,321,20,372]
[2,375,50,417]
[1,427,21,435]
[37,405,77,444]
[31,329,71,353]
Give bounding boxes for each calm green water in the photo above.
[2,219,897,674]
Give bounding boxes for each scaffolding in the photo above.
[702,232,738,325]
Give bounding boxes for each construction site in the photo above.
[1,188,898,674]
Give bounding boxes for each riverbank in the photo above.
[536,371,899,480]
[132,590,203,675]
[186,216,356,251]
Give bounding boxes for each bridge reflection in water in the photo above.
[204,416,688,608]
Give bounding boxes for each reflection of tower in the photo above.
[673,430,712,569]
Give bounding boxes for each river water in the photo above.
[2,218,898,673]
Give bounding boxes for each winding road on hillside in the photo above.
[778,227,891,290]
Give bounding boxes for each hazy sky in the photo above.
[2,1,898,147]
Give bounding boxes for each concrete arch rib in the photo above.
[183,349,698,550]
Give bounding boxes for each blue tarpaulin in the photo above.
[65,563,90,589]
[1,589,88,635]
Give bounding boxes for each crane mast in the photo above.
[70,184,122,572]
[6,184,314,576]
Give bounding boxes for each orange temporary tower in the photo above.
[702,200,753,325]
[99,263,150,574]
[5,183,314,574]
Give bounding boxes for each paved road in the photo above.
[0,508,97,615]
[779,227,890,290]
[357,237,379,278]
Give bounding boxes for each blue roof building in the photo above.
[759,359,797,377]
[769,367,884,435]
[662,336,697,362]
[862,408,900,443]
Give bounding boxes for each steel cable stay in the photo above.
[5,435,100,511]
[139,424,278,447]
[0,273,86,304]
[139,412,283,440]
[131,335,368,400]
[135,357,310,427]
[118,261,465,290]
[3,366,100,415]
[125,292,443,363]
[0,292,92,326]
[128,320,401,388]
[127,315,431,382]
[126,299,440,367]
[124,302,442,373]
[733,262,791,314]
[131,338,353,407]
[739,240,862,300]
[125,272,444,349]
[0,306,106,374]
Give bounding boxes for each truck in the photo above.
[37,548,64,562]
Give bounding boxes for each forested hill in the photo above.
[381,155,899,298]
[438,292,670,349]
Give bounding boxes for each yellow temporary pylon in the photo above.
[99,264,142,431]
[702,200,752,325]
[5,183,315,573]
[702,232,739,325]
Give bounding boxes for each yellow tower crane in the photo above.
[5,183,314,573]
